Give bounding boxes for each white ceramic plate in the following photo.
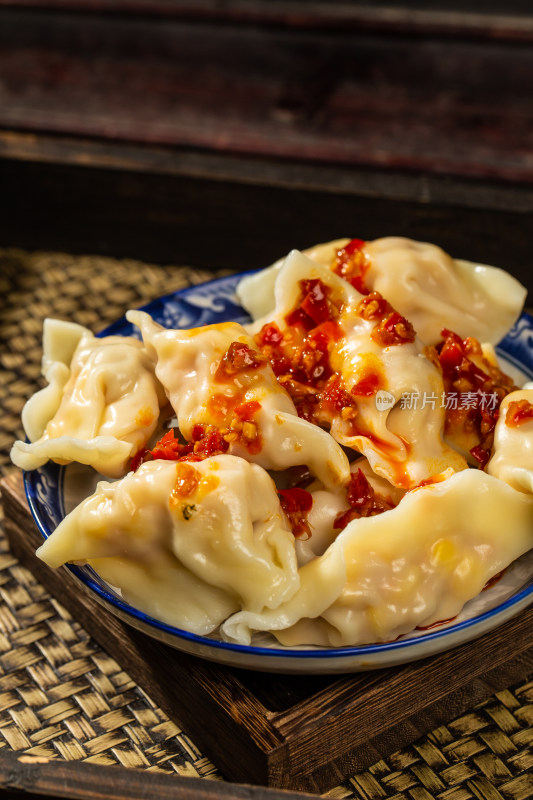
[25,274,533,674]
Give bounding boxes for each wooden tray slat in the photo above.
[2,471,532,792]
[0,748,318,800]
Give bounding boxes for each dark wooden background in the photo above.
[0,0,532,289]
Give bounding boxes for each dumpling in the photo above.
[221,469,533,646]
[487,387,533,494]
[295,457,406,566]
[434,329,519,468]
[126,309,350,490]
[36,455,300,635]
[248,249,467,488]
[237,237,526,346]
[11,319,167,478]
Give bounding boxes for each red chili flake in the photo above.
[373,310,416,347]
[357,292,391,321]
[333,469,395,529]
[285,306,316,331]
[191,424,207,441]
[319,374,356,414]
[192,427,229,459]
[436,329,518,469]
[256,322,283,347]
[266,349,292,378]
[253,279,348,425]
[469,444,492,469]
[300,278,334,325]
[129,447,148,472]
[215,341,267,381]
[130,429,192,469]
[333,238,370,294]
[345,238,366,253]
[438,329,490,388]
[150,429,194,461]
[278,487,313,539]
[438,336,464,375]
[131,427,229,470]
[278,377,319,423]
[355,292,416,346]
[285,278,339,331]
[506,398,533,427]
[308,319,343,348]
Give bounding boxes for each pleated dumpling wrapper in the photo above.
[244,249,467,489]
[11,319,167,478]
[237,237,526,346]
[126,310,350,490]
[487,386,533,494]
[221,469,533,647]
[36,455,300,636]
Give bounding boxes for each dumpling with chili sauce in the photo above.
[10,319,167,478]
[36,455,300,634]
[487,387,533,494]
[435,329,520,469]
[221,469,533,647]
[237,237,526,346]
[126,310,350,491]
[248,249,467,489]
[295,457,406,566]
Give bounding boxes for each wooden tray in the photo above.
[0,748,317,800]
[2,471,533,792]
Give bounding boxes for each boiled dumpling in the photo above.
[247,249,466,489]
[237,237,526,346]
[11,319,167,477]
[222,469,533,646]
[36,455,300,634]
[487,387,533,494]
[127,309,350,490]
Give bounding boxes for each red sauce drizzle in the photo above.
[436,329,518,468]
[350,370,383,398]
[234,400,262,420]
[506,398,533,428]
[332,238,370,294]
[482,569,505,591]
[333,468,396,530]
[278,487,313,539]
[416,616,457,631]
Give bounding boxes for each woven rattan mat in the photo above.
[0,248,531,799]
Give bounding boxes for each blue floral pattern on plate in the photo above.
[23,277,533,673]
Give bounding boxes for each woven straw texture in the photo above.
[0,248,532,799]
